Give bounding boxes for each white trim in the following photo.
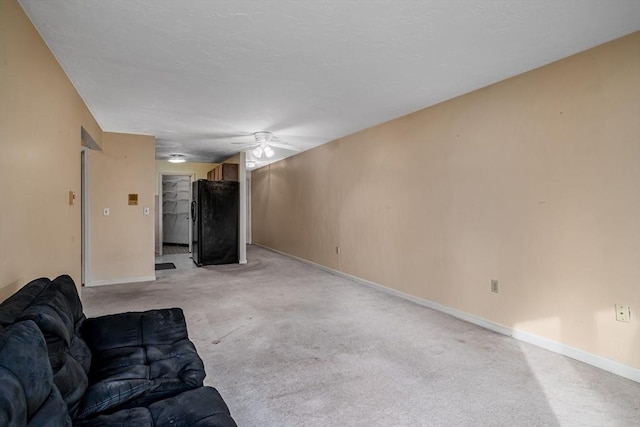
[254,243,640,383]
[188,174,194,254]
[80,147,90,286]
[246,171,252,245]
[79,126,101,286]
[157,174,163,256]
[85,275,156,287]
[238,152,247,264]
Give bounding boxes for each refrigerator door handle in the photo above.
[191,200,196,222]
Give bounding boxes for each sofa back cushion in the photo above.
[0,321,71,426]
[0,275,91,417]
[0,277,49,326]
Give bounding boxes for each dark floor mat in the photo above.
[155,262,176,270]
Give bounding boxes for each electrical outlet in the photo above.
[615,305,630,323]
[491,279,499,293]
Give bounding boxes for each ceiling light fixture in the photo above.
[246,160,256,168]
[168,154,186,163]
[252,146,263,158]
[250,132,277,159]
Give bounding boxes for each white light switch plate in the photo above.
[103,208,110,216]
[143,207,150,215]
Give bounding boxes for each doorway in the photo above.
[158,174,193,256]
[80,127,102,285]
[81,148,89,285]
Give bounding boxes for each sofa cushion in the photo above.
[0,275,91,417]
[148,386,237,427]
[74,407,153,427]
[77,308,206,419]
[75,387,237,427]
[0,321,71,427]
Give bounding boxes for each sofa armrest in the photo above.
[0,321,72,427]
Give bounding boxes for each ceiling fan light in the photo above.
[264,146,275,158]
[168,154,185,163]
[252,146,263,158]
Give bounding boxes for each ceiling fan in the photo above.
[232,131,301,159]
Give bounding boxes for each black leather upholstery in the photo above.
[0,275,236,426]
[78,308,205,418]
[0,275,93,417]
[75,387,235,427]
[0,320,71,427]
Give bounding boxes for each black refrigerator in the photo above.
[191,179,239,266]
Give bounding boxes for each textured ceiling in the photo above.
[18,0,640,167]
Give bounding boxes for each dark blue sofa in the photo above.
[0,275,236,426]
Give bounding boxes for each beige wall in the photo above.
[252,33,640,369]
[88,133,156,284]
[0,0,103,299]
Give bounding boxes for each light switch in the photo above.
[68,191,76,205]
[103,208,110,216]
[143,207,150,215]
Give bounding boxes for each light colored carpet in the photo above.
[162,244,190,255]
[82,245,640,427]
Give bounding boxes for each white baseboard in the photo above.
[85,275,156,287]
[254,243,640,383]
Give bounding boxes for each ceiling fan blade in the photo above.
[199,131,303,155]
[170,132,253,143]
[269,142,302,152]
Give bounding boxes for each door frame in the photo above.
[80,126,101,286]
[81,147,90,285]
[238,152,247,263]
[158,172,195,257]
[246,170,252,245]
